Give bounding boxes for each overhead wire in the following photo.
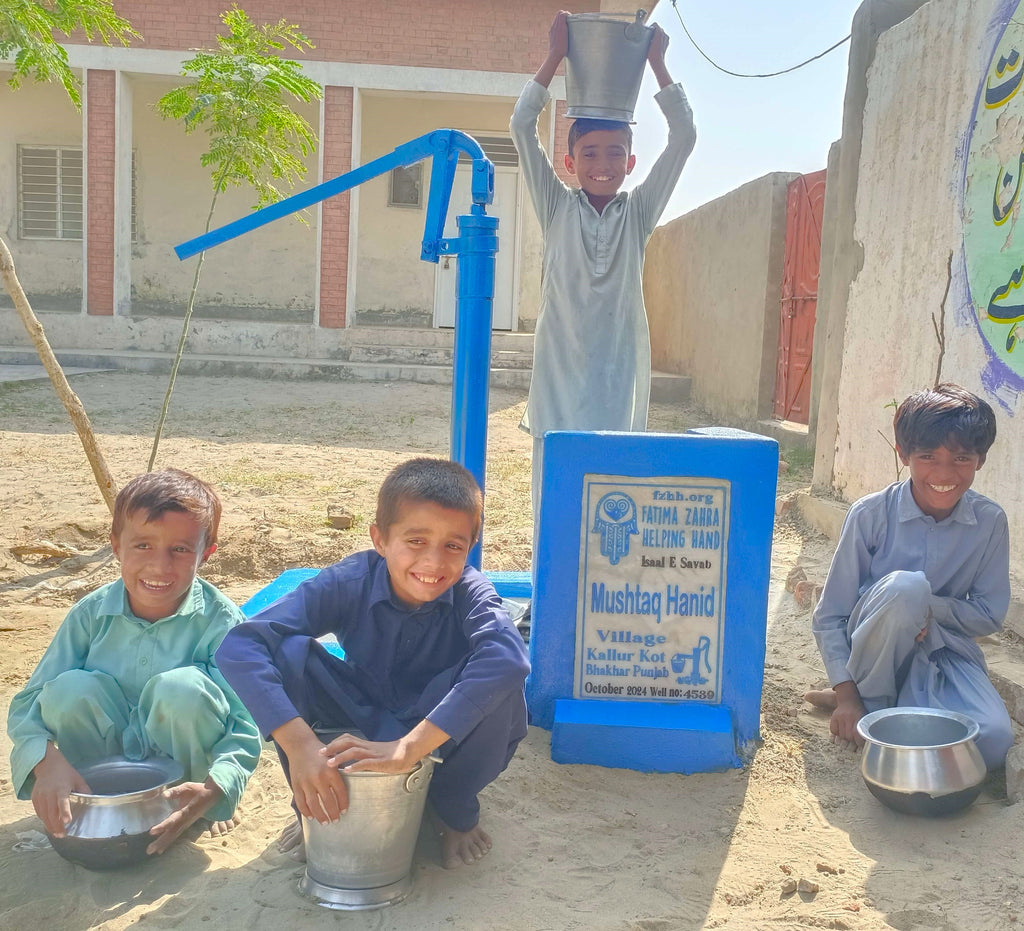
[667,0,852,79]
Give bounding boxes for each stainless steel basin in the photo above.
[857,707,987,816]
[47,756,183,869]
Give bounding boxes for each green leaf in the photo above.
[2,0,139,108]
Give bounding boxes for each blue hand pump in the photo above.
[174,131,497,567]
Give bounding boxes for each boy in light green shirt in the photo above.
[7,469,261,856]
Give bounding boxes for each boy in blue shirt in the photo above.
[510,11,696,553]
[216,458,530,869]
[805,384,1014,768]
[8,469,262,855]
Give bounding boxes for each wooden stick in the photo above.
[0,234,118,514]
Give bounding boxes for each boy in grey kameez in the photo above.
[805,384,1013,769]
[510,11,696,541]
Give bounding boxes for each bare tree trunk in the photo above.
[0,234,118,514]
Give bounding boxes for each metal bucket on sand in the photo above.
[299,740,437,910]
[565,10,654,122]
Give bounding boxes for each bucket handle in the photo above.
[404,756,440,793]
[625,9,648,41]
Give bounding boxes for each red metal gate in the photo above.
[773,169,826,423]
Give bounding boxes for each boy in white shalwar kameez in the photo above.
[510,11,696,548]
[805,384,1014,769]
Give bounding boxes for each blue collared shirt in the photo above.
[812,480,1010,686]
[216,550,530,745]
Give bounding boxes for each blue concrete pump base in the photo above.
[551,699,739,772]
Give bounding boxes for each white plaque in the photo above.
[574,474,730,703]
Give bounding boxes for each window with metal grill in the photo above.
[17,146,137,241]
[457,136,519,168]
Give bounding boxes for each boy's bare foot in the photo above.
[803,688,838,711]
[431,810,492,869]
[277,816,306,862]
[207,814,240,838]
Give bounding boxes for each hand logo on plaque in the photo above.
[591,492,638,565]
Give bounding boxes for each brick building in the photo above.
[2,1,641,348]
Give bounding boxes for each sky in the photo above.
[624,0,865,221]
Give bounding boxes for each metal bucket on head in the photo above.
[298,739,437,911]
[565,10,654,122]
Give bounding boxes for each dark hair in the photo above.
[893,383,997,457]
[375,458,483,542]
[111,468,222,547]
[568,118,633,157]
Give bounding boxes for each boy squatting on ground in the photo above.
[510,11,696,542]
[216,458,530,869]
[7,469,262,855]
[805,384,1014,769]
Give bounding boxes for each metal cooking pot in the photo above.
[857,707,987,816]
[47,756,184,870]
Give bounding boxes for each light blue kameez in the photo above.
[812,481,1013,768]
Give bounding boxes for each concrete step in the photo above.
[0,347,532,389]
[348,344,534,369]
[344,326,535,354]
[757,418,812,451]
[651,371,692,402]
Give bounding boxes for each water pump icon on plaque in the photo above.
[576,477,729,705]
[527,429,777,774]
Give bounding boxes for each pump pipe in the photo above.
[174,130,497,567]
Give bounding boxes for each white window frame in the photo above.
[17,145,138,241]
[18,145,83,240]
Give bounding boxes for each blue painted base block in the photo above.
[240,568,319,617]
[484,571,532,599]
[551,699,740,773]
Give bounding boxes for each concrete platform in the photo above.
[0,363,113,385]
[757,418,812,451]
[0,347,532,389]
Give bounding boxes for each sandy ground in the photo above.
[1,371,1023,931]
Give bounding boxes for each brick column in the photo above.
[318,85,354,328]
[86,69,116,316]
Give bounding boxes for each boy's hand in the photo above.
[323,720,450,775]
[322,735,418,774]
[273,718,349,823]
[916,607,932,642]
[829,680,867,750]
[30,743,90,838]
[147,778,222,855]
[646,23,675,89]
[647,23,669,68]
[534,10,571,87]
[548,10,570,61]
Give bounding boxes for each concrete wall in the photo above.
[643,172,795,424]
[129,78,319,315]
[814,0,1024,588]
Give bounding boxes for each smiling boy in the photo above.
[804,384,1014,769]
[510,10,696,562]
[216,458,530,869]
[7,469,261,856]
